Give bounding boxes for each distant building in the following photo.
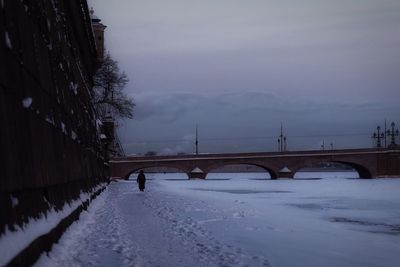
[101,114,125,157]
[89,9,124,156]
[90,8,107,61]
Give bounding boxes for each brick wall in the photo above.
[0,0,108,235]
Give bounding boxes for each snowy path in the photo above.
[35,179,270,267]
[35,174,400,267]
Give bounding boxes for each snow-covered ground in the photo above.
[0,184,106,267]
[35,173,400,267]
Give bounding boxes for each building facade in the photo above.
[90,7,107,61]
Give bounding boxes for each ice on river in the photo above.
[36,173,400,267]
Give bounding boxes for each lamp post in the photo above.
[384,119,387,148]
[284,136,287,151]
[387,122,399,148]
[372,126,384,148]
[278,138,280,152]
[278,123,286,152]
[195,124,199,155]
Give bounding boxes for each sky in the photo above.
[88,0,400,155]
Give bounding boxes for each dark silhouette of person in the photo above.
[137,170,146,192]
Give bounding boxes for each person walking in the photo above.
[137,170,146,192]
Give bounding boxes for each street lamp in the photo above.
[278,138,281,152]
[372,126,384,148]
[284,136,287,151]
[195,125,199,155]
[387,122,399,148]
[278,123,287,152]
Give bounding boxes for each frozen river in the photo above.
[36,173,400,267]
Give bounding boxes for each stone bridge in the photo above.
[110,148,400,179]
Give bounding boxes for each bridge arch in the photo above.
[205,163,278,179]
[330,161,372,179]
[293,160,371,179]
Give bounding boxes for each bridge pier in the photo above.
[188,167,207,179]
[278,173,294,179]
[278,166,294,179]
[188,173,207,179]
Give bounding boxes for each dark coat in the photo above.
[137,172,146,191]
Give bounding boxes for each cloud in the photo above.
[90,0,400,154]
[133,92,207,122]
[132,91,399,123]
[119,90,400,154]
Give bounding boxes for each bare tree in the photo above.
[93,53,135,119]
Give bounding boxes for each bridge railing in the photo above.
[111,147,394,161]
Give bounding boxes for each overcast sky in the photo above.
[89,0,400,155]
